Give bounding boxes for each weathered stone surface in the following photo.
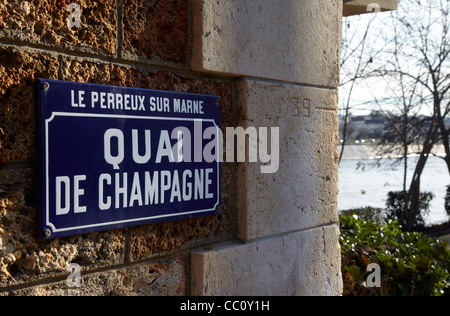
[9,257,185,296]
[0,0,117,55]
[192,224,342,296]
[130,216,230,261]
[0,46,59,163]
[192,0,342,87]
[122,0,189,64]
[236,79,339,241]
[0,165,125,288]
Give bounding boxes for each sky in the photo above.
[339,0,449,117]
[340,11,392,116]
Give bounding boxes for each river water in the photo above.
[338,156,450,225]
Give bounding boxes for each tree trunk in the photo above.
[339,107,350,164]
[404,123,437,231]
[405,160,425,231]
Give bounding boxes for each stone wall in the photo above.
[0,0,343,296]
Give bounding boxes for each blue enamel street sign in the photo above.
[37,79,221,239]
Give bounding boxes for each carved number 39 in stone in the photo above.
[67,3,82,28]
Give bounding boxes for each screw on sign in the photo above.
[367,3,381,13]
[67,3,82,28]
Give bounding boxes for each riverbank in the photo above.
[421,222,450,249]
[423,221,450,236]
[438,235,450,250]
[338,147,450,246]
[339,144,446,160]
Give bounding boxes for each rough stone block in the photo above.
[0,166,125,288]
[191,224,342,296]
[236,79,339,241]
[130,216,230,262]
[122,0,189,64]
[192,0,342,87]
[8,257,185,296]
[0,0,117,55]
[0,46,59,163]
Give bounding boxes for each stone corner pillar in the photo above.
[190,0,344,296]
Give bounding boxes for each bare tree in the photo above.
[370,0,450,231]
[339,14,381,163]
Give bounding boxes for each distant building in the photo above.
[339,113,386,142]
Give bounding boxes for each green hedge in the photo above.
[340,215,450,296]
